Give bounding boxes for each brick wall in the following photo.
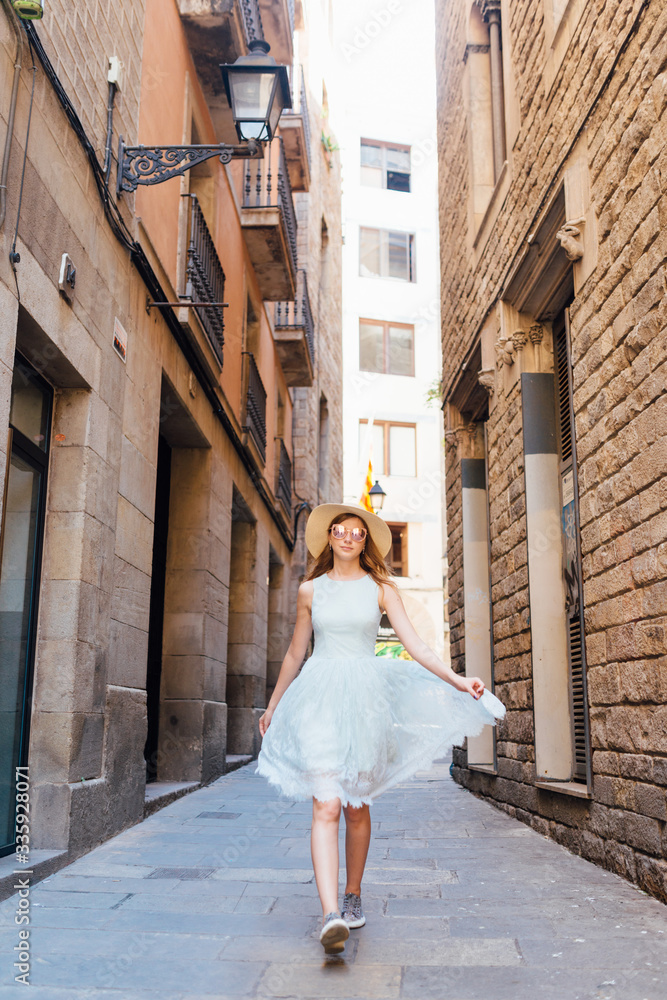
[437,0,667,902]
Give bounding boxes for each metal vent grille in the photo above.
[556,325,572,463]
[196,812,241,820]
[569,616,587,778]
[146,867,215,880]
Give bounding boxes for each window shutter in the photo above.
[555,325,572,463]
[556,315,589,781]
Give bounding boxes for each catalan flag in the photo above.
[359,455,374,512]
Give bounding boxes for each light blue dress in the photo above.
[256,572,505,807]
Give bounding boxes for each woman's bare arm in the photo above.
[379,583,484,699]
[259,581,314,735]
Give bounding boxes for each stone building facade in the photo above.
[0,0,342,893]
[435,0,667,902]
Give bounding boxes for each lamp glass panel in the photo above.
[229,70,276,121]
[389,425,416,476]
[369,487,384,510]
[267,81,284,138]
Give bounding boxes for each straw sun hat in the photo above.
[305,503,392,559]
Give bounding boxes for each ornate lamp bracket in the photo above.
[116,136,263,194]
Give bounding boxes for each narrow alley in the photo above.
[1,758,665,999]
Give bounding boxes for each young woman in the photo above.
[257,503,505,955]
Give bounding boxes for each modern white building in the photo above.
[333,0,447,657]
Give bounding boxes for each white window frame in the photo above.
[360,139,411,192]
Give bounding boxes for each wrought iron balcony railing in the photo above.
[243,137,298,279]
[274,269,314,367]
[298,68,311,167]
[276,437,292,514]
[182,194,226,366]
[242,352,267,462]
[240,0,264,45]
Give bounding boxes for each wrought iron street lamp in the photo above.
[221,40,291,143]
[369,480,387,511]
[117,40,291,194]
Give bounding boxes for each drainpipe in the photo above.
[485,0,506,182]
[0,0,23,230]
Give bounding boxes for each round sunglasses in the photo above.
[329,524,367,543]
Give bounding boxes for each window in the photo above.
[360,140,411,192]
[359,320,414,376]
[554,312,590,780]
[387,523,408,576]
[359,420,416,477]
[359,228,415,282]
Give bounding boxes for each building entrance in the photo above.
[144,435,172,782]
[0,357,52,856]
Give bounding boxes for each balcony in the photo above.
[241,137,297,300]
[273,269,314,386]
[177,0,264,143]
[275,438,292,518]
[242,352,267,463]
[258,0,294,65]
[179,193,226,369]
[279,66,311,191]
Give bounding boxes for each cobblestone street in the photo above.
[0,759,666,999]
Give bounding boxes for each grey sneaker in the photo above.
[341,892,366,928]
[319,911,349,953]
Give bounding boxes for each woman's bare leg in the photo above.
[311,797,342,915]
[342,803,371,896]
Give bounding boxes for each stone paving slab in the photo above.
[0,757,665,999]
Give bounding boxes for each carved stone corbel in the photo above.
[445,420,478,451]
[495,333,515,367]
[480,0,501,19]
[528,323,544,346]
[511,329,527,353]
[478,368,495,394]
[556,217,586,261]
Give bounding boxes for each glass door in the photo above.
[0,357,52,857]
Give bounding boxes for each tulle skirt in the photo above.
[256,652,505,808]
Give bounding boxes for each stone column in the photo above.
[159,447,228,783]
[521,373,573,781]
[457,419,495,768]
[31,387,121,850]
[226,511,268,756]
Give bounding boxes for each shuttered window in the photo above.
[555,317,590,782]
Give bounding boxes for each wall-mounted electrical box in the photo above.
[108,55,122,90]
[58,253,76,301]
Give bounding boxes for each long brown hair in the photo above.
[304,512,397,592]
